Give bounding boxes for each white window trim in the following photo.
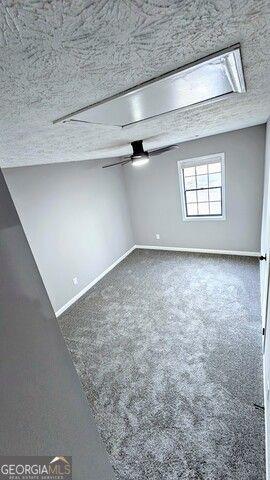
[177,152,226,222]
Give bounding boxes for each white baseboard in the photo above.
[55,243,260,317]
[135,244,260,257]
[55,245,136,317]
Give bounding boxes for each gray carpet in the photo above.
[59,249,265,480]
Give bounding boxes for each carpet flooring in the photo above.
[59,249,265,480]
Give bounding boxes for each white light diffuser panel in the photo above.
[55,45,245,127]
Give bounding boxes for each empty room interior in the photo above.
[1,1,270,479]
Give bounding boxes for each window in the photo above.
[178,153,225,221]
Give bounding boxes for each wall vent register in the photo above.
[178,153,225,221]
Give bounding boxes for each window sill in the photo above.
[182,215,226,222]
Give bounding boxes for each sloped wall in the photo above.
[0,169,115,479]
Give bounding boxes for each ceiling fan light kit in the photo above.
[131,140,147,157]
[102,140,179,169]
[130,140,149,167]
[132,157,149,167]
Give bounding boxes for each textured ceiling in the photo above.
[1,0,270,168]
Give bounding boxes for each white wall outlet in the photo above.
[73,277,78,285]
[156,233,160,240]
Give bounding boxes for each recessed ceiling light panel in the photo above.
[54,44,245,128]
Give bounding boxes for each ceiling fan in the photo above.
[102,140,179,169]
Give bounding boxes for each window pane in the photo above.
[180,155,224,220]
[186,190,197,203]
[184,166,195,177]
[209,172,221,187]
[209,187,221,201]
[187,203,198,216]
[197,189,208,202]
[184,175,196,189]
[196,164,207,175]
[198,202,209,215]
[208,162,221,173]
[196,174,208,188]
[210,202,221,214]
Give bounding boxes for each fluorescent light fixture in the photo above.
[54,44,246,128]
[132,156,149,167]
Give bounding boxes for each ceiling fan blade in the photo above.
[102,158,131,169]
[149,144,180,157]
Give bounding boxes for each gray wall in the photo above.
[3,126,265,319]
[124,125,265,253]
[4,160,134,313]
[0,169,115,479]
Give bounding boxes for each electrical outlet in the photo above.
[156,233,160,240]
[73,277,78,285]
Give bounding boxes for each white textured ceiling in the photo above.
[1,0,270,168]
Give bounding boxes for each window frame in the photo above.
[177,153,226,222]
